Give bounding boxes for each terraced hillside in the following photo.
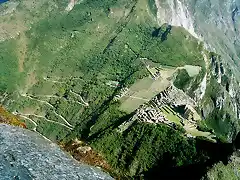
[1,0,240,179]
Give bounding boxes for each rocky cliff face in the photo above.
[155,0,240,69]
[155,0,240,142]
[0,124,112,180]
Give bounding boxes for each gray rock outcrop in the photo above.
[0,124,113,180]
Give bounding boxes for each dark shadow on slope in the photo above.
[145,163,208,180]
[160,25,172,42]
[152,27,161,37]
[74,70,139,141]
[144,138,233,180]
[87,112,135,141]
[103,36,117,54]
[152,24,172,42]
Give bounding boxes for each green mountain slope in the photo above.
[0,0,240,179]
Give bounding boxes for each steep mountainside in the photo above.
[0,0,240,179]
[156,0,240,72]
[155,0,240,142]
[203,152,240,180]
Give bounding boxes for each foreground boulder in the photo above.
[0,124,112,180]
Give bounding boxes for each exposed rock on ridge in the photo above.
[155,0,240,75]
[155,0,240,142]
[0,124,112,180]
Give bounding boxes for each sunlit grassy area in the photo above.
[120,68,175,113]
[160,106,182,125]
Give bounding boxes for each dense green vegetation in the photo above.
[2,0,205,137]
[173,69,192,90]
[121,23,204,67]
[37,120,71,141]
[91,121,202,177]
[0,40,20,92]
[202,69,238,142]
[203,149,240,180]
[0,0,234,179]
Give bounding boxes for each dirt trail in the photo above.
[16,114,37,131]
[15,112,73,130]
[31,94,59,98]
[28,93,85,107]
[43,77,66,84]
[53,111,74,128]
[21,94,55,108]
[70,90,89,106]
[20,94,74,128]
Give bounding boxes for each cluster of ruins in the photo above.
[136,106,175,127]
